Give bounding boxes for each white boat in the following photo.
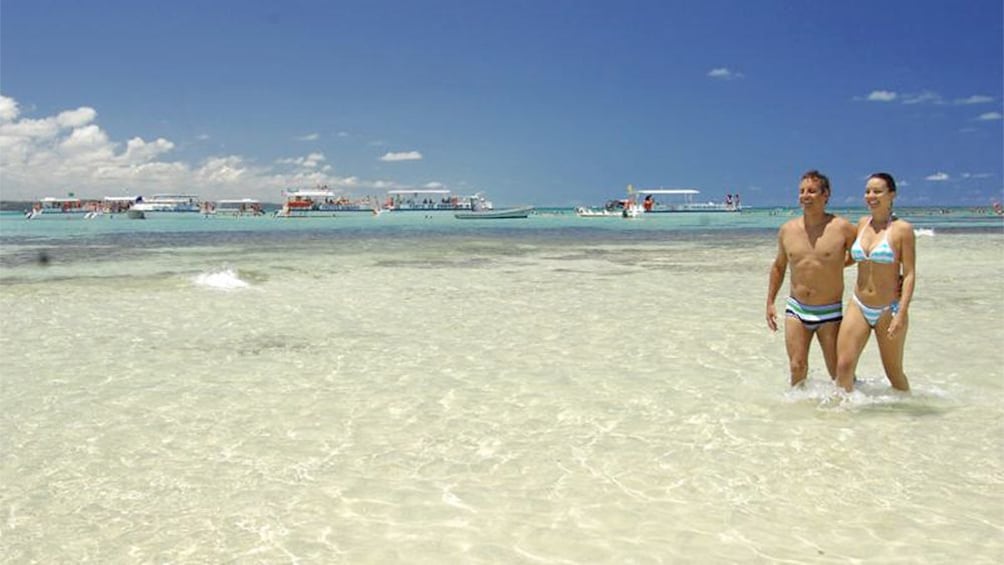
[130,194,204,218]
[102,196,142,216]
[210,198,265,217]
[384,189,476,212]
[276,189,380,217]
[455,206,533,219]
[25,197,96,219]
[631,189,742,214]
[575,206,620,217]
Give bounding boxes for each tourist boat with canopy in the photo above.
[383,189,478,212]
[579,186,743,217]
[276,188,381,217]
[211,198,265,217]
[25,197,96,219]
[630,188,742,214]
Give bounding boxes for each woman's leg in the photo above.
[874,310,910,391]
[835,301,872,391]
[814,322,841,380]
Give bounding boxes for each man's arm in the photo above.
[766,229,788,332]
[842,218,858,267]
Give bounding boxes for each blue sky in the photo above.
[1,0,1001,207]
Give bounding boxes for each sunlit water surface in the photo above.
[1,211,1002,563]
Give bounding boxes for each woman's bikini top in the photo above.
[850,222,896,264]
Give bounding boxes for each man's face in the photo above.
[798,178,828,210]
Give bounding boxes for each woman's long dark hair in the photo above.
[869,172,897,192]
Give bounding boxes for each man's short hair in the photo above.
[801,170,831,194]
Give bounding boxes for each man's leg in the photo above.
[784,316,814,387]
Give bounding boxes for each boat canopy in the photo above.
[284,189,335,197]
[217,198,260,204]
[387,189,451,195]
[144,194,200,202]
[103,196,141,202]
[40,197,84,203]
[637,189,700,195]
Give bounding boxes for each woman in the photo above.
[836,172,916,391]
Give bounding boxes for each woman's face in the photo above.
[864,176,895,212]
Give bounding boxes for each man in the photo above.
[766,170,856,387]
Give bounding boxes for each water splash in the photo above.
[781,375,948,412]
[192,268,250,291]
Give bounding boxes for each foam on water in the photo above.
[192,267,250,290]
[782,375,952,411]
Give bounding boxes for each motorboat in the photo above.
[575,206,619,217]
[449,192,531,219]
[102,196,142,216]
[455,206,533,219]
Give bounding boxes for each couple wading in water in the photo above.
[766,170,917,392]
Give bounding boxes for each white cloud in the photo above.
[277,152,327,169]
[197,156,250,184]
[123,137,175,164]
[707,67,743,80]
[380,150,423,162]
[0,94,416,201]
[955,95,994,105]
[0,95,21,121]
[925,172,950,181]
[60,125,114,161]
[0,116,60,139]
[977,112,1002,121]
[56,107,97,128]
[423,181,446,189]
[295,132,319,141]
[901,90,943,105]
[866,90,898,102]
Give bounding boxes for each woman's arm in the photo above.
[888,222,916,336]
[896,222,916,314]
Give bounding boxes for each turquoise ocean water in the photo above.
[2,208,1003,563]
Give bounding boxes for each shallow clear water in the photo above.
[1,211,1002,563]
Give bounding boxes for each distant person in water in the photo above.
[766,170,856,387]
[836,173,915,392]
